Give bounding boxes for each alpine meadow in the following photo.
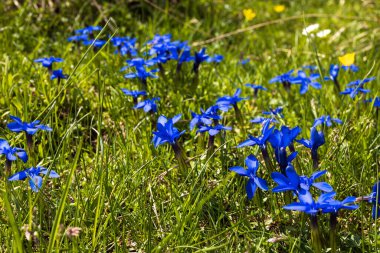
[0,1,379,252]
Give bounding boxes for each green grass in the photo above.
[0,0,379,252]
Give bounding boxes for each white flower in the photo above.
[316,29,331,38]
[302,23,320,36]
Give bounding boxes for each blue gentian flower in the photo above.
[206,54,224,63]
[238,119,274,149]
[197,124,232,136]
[203,105,223,125]
[297,127,325,151]
[124,67,159,87]
[174,46,193,72]
[262,107,284,118]
[121,89,147,105]
[147,34,172,45]
[365,97,380,108]
[67,34,88,42]
[346,78,375,87]
[296,127,325,168]
[238,58,250,65]
[134,97,160,113]
[121,58,158,71]
[367,182,380,219]
[8,115,52,149]
[340,87,371,98]
[271,163,301,193]
[341,64,359,72]
[273,161,330,194]
[318,192,358,213]
[7,115,52,135]
[75,26,102,35]
[0,139,28,163]
[229,154,268,199]
[111,36,137,56]
[324,64,340,83]
[216,88,247,122]
[290,70,321,94]
[34,57,63,70]
[121,89,147,98]
[192,48,209,73]
[8,166,59,192]
[82,39,106,48]
[269,125,301,148]
[250,117,278,124]
[299,170,333,192]
[50,69,68,81]
[216,88,247,107]
[313,115,343,128]
[269,70,294,90]
[245,84,267,97]
[269,125,301,172]
[359,182,380,219]
[152,114,185,148]
[340,78,375,98]
[189,109,213,130]
[283,190,328,215]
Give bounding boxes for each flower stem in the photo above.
[26,133,34,151]
[233,104,244,126]
[333,79,340,93]
[311,149,319,169]
[261,147,274,173]
[289,143,296,153]
[133,97,138,106]
[5,160,12,178]
[171,142,189,170]
[141,79,147,91]
[329,212,338,253]
[310,215,322,253]
[206,135,215,159]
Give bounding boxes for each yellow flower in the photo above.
[243,9,256,21]
[273,5,285,13]
[339,53,355,66]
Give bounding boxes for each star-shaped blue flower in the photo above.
[269,70,294,90]
[189,109,213,130]
[50,69,68,80]
[296,127,325,152]
[238,119,274,149]
[7,115,52,135]
[134,97,160,113]
[290,70,321,94]
[263,107,284,118]
[216,88,247,107]
[152,114,185,148]
[324,64,340,82]
[75,26,102,35]
[192,48,209,73]
[229,154,268,199]
[9,166,59,192]
[197,124,232,136]
[206,54,224,63]
[313,115,343,127]
[0,139,28,163]
[34,57,63,69]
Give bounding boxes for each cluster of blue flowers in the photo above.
[34,56,68,82]
[270,65,376,98]
[9,25,377,250]
[1,115,58,192]
[109,30,378,218]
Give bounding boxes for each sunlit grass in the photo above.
[0,0,379,252]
